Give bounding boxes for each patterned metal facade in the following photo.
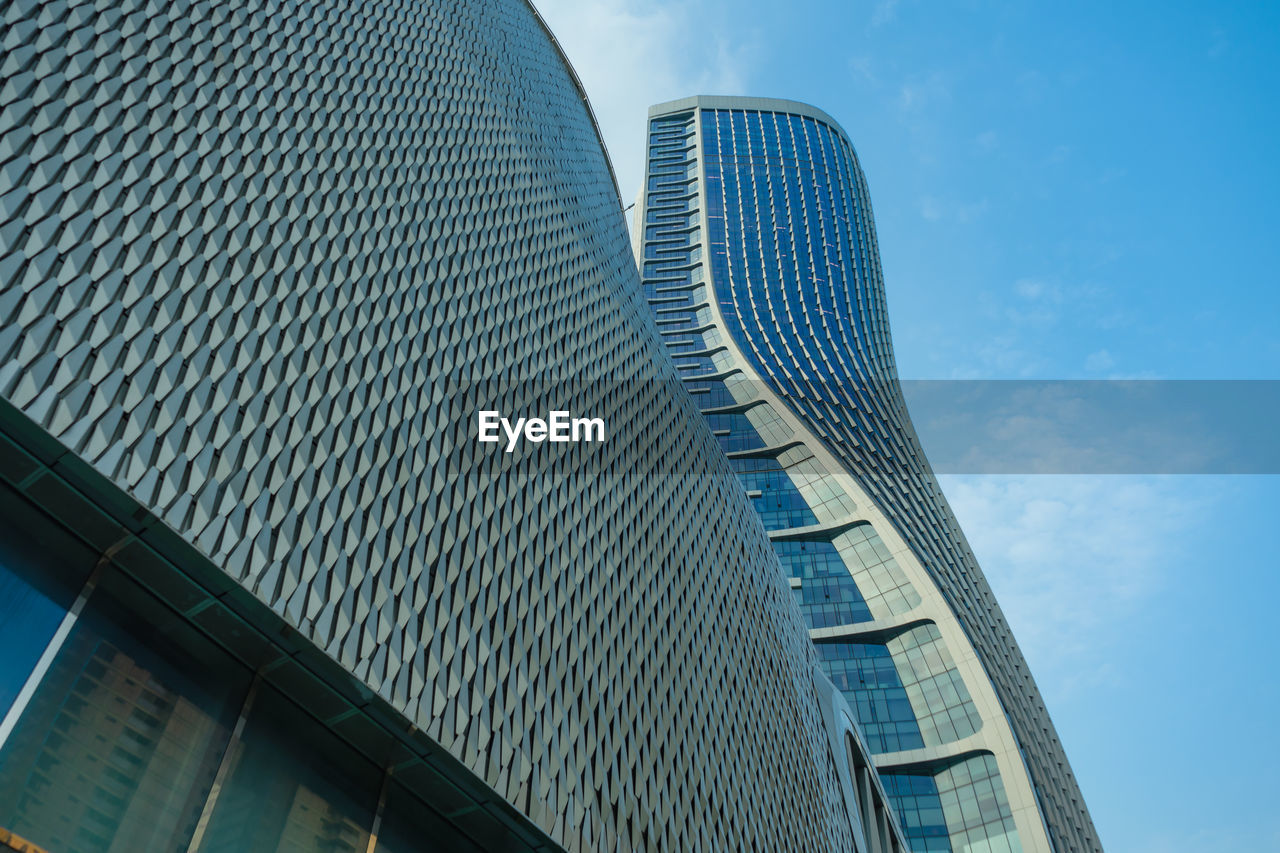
[636,97,1101,853]
[0,3,870,851]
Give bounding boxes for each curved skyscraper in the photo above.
[0,4,908,851]
[636,96,1101,853]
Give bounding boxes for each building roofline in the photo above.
[648,95,855,147]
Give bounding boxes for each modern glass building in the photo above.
[635,96,1101,853]
[0,3,910,851]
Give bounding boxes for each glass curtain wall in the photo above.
[639,107,1024,853]
[0,489,487,853]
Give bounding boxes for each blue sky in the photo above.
[536,0,1280,848]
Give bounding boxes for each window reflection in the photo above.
[0,492,533,852]
[0,561,66,721]
[0,496,95,721]
[0,571,248,853]
[196,685,377,853]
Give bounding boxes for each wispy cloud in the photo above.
[984,277,1117,343]
[928,275,1126,378]
[533,0,752,199]
[919,195,988,224]
[904,380,1258,473]
[942,332,1049,379]
[849,54,879,85]
[1132,825,1280,853]
[1000,276,1066,329]
[871,0,900,28]
[897,70,951,112]
[1084,349,1113,372]
[1207,25,1229,59]
[938,474,1212,696]
[1013,278,1061,302]
[1016,69,1048,103]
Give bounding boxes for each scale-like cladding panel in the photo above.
[0,3,855,850]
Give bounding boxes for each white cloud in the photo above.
[1013,278,1060,302]
[943,332,1049,379]
[1133,826,1280,853]
[938,475,1211,696]
[897,69,952,114]
[990,277,1116,339]
[933,276,1124,378]
[532,0,752,200]
[849,54,878,84]
[1084,348,1113,372]
[1046,144,1072,165]
[871,0,900,27]
[953,198,989,224]
[1207,25,1229,59]
[919,195,988,224]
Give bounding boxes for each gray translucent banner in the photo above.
[901,380,1279,474]
[429,377,1276,476]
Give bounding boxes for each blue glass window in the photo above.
[814,641,924,754]
[0,563,67,719]
[774,539,872,626]
[0,571,250,852]
[881,773,953,852]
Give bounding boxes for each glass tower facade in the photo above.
[637,96,1101,853]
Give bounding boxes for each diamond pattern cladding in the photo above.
[0,0,855,849]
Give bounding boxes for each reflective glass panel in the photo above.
[0,495,93,719]
[0,561,67,719]
[0,570,249,853]
[196,685,377,852]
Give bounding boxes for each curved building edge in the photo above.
[524,0,622,202]
[635,96,1100,853]
[0,4,880,851]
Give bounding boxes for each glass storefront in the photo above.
[0,569,247,852]
[0,488,527,852]
[197,686,376,852]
